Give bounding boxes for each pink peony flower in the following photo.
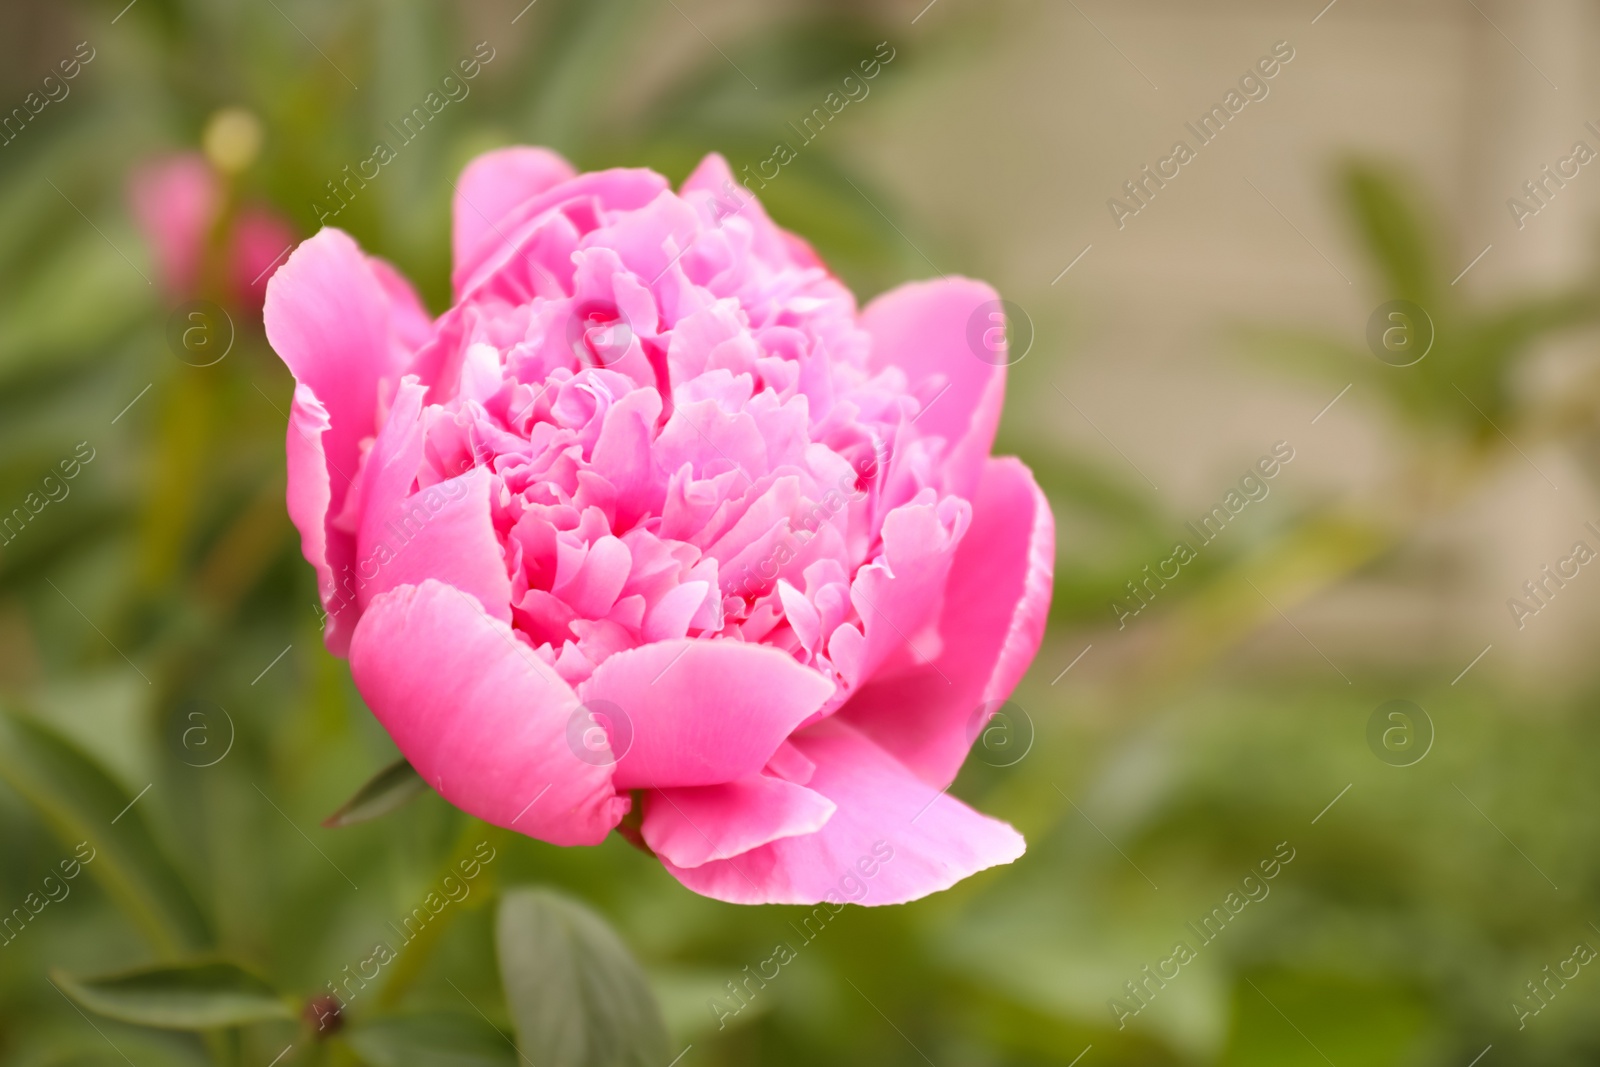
[129,152,295,310]
[264,146,1053,905]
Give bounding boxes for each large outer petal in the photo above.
[451,147,577,297]
[660,718,1025,905]
[641,775,835,869]
[840,457,1054,788]
[861,277,1006,502]
[265,228,416,653]
[348,580,628,846]
[577,641,834,790]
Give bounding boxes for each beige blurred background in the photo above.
[811,0,1600,691]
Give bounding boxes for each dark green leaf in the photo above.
[49,961,293,1030]
[323,757,429,828]
[496,888,669,1067]
[346,1012,519,1067]
[0,711,209,952]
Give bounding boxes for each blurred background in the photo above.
[4,0,1600,1063]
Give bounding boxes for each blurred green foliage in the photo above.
[3,2,1600,1066]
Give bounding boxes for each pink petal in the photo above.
[860,277,1007,501]
[348,579,628,846]
[641,580,709,643]
[451,147,577,297]
[367,255,435,356]
[355,466,515,622]
[345,378,511,626]
[641,774,836,868]
[679,153,823,271]
[849,495,970,685]
[660,718,1025,905]
[456,167,670,301]
[841,457,1054,787]
[265,228,410,539]
[578,640,834,789]
[286,384,358,653]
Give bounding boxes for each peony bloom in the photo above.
[129,152,295,310]
[264,147,1053,905]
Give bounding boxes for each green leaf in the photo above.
[346,1012,519,1067]
[49,961,293,1030]
[323,757,429,828]
[1341,161,1436,304]
[496,888,669,1067]
[0,710,209,952]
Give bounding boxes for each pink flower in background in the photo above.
[129,152,295,310]
[264,146,1053,905]
[129,155,214,296]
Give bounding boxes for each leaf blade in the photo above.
[0,710,210,952]
[496,888,669,1067]
[323,757,429,828]
[50,961,294,1030]
[345,1011,519,1067]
